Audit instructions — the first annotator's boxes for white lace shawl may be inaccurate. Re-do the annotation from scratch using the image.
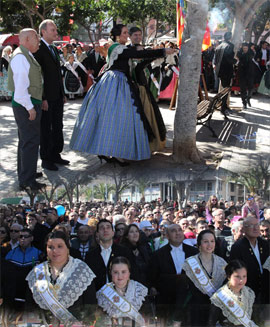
[96,280,148,318]
[107,44,127,69]
[26,257,96,310]
[263,255,270,272]
[182,254,227,295]
[210,284,257,327]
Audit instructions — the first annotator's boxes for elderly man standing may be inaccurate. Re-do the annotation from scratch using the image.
[230,215,269,302]
[34,19,69,171]
[8,28,45,191]
[212,208,231,246]
[149,224,198,326]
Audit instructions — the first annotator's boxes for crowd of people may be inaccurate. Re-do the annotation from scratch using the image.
[202,35,270,112]
[0,194,269,326]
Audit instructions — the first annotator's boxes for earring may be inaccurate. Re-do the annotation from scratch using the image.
[116,36,120,42]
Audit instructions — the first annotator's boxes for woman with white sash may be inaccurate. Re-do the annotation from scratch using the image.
[96,256,148,327]
[182,230,227,326]
[26,230,97,326]
[209,260,258,327]
[63,53,84,99]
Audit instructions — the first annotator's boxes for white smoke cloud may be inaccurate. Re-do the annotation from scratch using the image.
[208,7,230,32]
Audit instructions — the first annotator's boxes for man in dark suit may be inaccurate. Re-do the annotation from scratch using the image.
[230,215,269,303]
[214,31,235,115]
[85,219,137,291]
[34,19,69,171]
[149,224,199,326]
[85,42,106,78]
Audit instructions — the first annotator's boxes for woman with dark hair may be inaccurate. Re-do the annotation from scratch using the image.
[205,195,219,223]
[120,223,151,286]
[26,230,96,326]
[70,24,176,165]
[96,256,148,326]
[182,230,227,326]
[209,260,258,327]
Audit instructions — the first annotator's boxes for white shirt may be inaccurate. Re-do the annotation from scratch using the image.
[100,244,112,283]
[262,49,267,61]
[170,243,185,274]
[10,52,36,110]
[249,240,263,274]
[77,217,89,225]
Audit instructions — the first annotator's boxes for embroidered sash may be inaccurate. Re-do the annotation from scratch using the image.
[99,284,145,326]
[186,256,216,296]
[170,65,179,77]
[216,289,258,327]
[35,263,78,325]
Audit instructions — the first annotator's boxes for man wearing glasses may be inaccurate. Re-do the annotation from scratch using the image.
[4,228,42,311]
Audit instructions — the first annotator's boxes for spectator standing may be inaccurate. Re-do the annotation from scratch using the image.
[218,220,244,261]
[71,225,92,260]
[230,215,269,303]
[212,209,231,247]
[149,224,198,326]
[4,228,42,311]
[236,42,255,109]
[0,45,12,100]
[7,29,45,190]
[214,32,235,115]
[241,195,260,220]
[85,219,137,291]
[34,19,69,171]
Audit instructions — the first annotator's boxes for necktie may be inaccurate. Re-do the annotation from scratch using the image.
[49,45,56,57]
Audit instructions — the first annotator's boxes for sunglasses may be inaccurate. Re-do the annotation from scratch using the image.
[10,229,20,233]
[0,230,6,234]
[116,228,125,232]
[19,235,31,239]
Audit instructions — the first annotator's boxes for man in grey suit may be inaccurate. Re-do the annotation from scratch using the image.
[8,28,46,191]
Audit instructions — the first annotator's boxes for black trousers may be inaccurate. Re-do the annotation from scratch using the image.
[239,74,253,104]
[40,97,64,161]
[12,104,41,185]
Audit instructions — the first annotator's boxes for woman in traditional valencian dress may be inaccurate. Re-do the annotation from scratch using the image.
[70,24,176,166]
[258,61,270,96]
[26,231,97,326]
[208,260,258,327]
[63,53,84,99]
[182,229,227,326]
[96,256,148,327]
[0,45,12,100]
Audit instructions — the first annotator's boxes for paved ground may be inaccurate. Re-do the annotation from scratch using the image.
[0,92,269,197]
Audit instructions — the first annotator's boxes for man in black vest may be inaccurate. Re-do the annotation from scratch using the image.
[8,28,46,190]
[34,19,69,171]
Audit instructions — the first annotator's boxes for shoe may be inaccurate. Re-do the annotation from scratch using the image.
[35,172,43,178]
[20,181,46,191]
[247,98,251,107]
[53,158,70,165]
[98,155,114,164]
[42,161,58,171]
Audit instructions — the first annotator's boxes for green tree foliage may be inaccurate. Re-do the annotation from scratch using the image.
[56,0,110,42]
[0,0,63,31]
[93,183,115,200]
[230,157,270,199]
[107,0,176,40]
